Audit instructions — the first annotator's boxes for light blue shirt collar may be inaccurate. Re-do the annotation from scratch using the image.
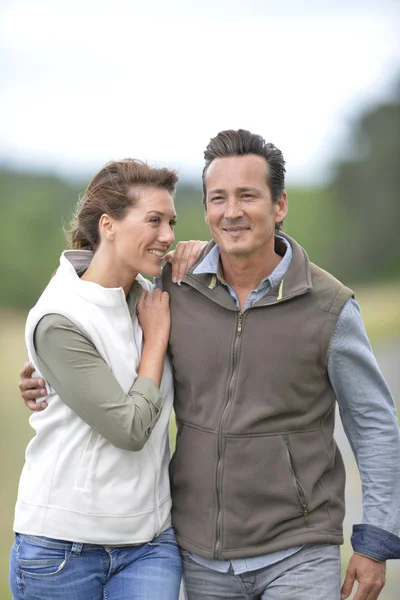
[193,235,292,289]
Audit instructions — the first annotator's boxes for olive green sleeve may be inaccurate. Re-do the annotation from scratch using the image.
[34,313,163,451]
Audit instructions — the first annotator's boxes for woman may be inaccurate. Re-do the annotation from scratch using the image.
[10,159,204,600]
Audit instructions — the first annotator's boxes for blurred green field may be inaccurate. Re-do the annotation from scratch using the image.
[0,281,399,599]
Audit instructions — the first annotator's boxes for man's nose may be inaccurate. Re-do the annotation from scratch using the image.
[224,198,243,219]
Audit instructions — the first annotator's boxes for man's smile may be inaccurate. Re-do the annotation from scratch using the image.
[222,226,251,236]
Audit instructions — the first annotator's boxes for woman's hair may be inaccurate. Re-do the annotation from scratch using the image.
[67,159,178,251]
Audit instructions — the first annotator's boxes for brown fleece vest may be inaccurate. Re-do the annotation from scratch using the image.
[162,234,353,559]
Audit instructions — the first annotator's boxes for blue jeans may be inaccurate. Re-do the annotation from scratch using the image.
[10,527,182,600]
[181,543,341,599]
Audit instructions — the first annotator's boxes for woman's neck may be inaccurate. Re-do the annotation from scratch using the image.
[80,248,138,296]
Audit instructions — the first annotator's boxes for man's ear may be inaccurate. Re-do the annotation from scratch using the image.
[204,200,209,225]
[274,192,288,224]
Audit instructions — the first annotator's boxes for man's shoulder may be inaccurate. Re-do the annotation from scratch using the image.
[309,263,354,315]
[160,262,172,290]
[161,241,215,290]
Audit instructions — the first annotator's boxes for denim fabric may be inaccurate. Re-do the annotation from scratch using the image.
[181,543,341,599]
[187,545,303,575]
[352,524,400,561]
[10,527,182,600]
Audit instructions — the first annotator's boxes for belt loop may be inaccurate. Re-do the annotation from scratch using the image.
[70,542,83,557]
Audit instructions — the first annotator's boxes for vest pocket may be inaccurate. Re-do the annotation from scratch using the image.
[282,434,309,524]
[75,429,99,491]
[219,434,316,552]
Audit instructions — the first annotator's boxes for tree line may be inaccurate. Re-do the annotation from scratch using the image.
[1,86,399,309]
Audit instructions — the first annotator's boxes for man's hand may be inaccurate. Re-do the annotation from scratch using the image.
[341,553,386,600]
[165,240,207,285]
[19,362,48,411]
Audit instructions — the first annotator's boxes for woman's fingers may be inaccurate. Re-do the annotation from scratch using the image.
[168,240,207,284]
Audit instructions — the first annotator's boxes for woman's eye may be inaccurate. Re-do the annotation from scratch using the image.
[169,221,177,228]
[149,217,160,224]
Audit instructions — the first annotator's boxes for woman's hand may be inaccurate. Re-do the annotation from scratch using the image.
[137,289,170,346]
[18,362,48,411]
[136,289,171,386]
[165,240,208,284]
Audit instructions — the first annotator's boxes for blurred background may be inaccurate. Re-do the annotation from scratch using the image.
[0,0,399,598]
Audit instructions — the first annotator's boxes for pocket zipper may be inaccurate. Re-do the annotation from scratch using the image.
[283,434,309,524]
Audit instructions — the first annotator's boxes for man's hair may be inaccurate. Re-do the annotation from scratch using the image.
[67,159,178,251]
[202,129,286,231]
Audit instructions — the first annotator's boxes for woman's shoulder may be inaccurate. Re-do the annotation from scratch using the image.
[34,314,83,348]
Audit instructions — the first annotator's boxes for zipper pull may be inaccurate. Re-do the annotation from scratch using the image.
[237,313,243,336]
[302,505,308,524]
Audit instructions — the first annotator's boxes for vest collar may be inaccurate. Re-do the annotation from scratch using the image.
[183,233,312,310]
[56,250,145,308]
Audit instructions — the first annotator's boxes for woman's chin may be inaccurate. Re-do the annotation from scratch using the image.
[142,263,163,278]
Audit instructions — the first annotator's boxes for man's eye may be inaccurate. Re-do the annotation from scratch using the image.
[209,196,223,203]
[242,194,254,199]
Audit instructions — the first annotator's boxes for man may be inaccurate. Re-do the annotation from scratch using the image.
[20,130,400,599]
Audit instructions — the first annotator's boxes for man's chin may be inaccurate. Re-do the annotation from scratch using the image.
[221,243,252,257]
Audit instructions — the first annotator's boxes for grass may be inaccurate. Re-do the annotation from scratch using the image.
[355,282,400,343]
[0,279,399,599]
[0,309,32,599]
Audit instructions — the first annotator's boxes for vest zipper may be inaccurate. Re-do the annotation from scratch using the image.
[214,312,244,558]
[147,438,161,536]
[129,297,161,538]
[283,434,309,524]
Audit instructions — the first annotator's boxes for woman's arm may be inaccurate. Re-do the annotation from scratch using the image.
[136,288,170,387]
[19,240,207,408]
[34,312,166,452]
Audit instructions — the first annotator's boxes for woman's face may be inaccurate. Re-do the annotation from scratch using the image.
[106,186,177,278]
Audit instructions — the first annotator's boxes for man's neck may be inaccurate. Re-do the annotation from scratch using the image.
[220,247,283,311]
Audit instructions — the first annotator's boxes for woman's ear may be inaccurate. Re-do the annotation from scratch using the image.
[99,214,115,241]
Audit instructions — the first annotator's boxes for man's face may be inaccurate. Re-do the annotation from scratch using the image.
[204,155,287,260]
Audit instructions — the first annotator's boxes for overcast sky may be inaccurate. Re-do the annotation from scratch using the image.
[1,0,399,184]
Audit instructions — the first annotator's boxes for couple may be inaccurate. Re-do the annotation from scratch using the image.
[14,129,400,600]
